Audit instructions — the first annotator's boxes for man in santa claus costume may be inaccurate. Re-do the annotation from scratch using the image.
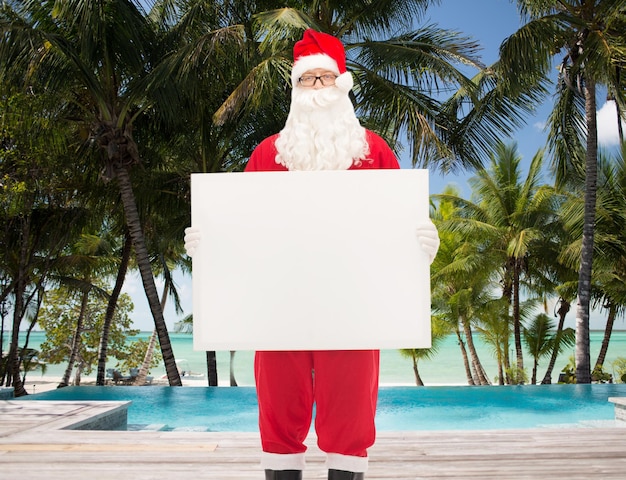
[185,29,439,480]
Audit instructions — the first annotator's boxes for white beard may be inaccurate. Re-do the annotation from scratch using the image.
[275,87,369,171]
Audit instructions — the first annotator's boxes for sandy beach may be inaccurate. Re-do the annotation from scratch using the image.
[18,374,450,396]
[12,331,626,389]
[18,375,226,395]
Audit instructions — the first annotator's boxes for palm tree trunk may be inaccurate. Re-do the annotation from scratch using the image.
[612,67,623,143]
[455,328,475,385]
[541,297,570,384]
[594,302,616,371]
[501,282,514,385]
[0,307,6,385]
[502,333,512,384]
[575,78,598,384]
[74,358,83,386]
[461,316,489,385]
[411,353,424,386]
[97,231,132,385]
[206,351,218,386]
[229,351,238,386]
[493,326,507,385]
[475,360,491,385]
[7,328,26,396]
[513,262,524,384]
[134,278,169,386]
[114,164,181,386]
[134,330,158,386]
[58,289,88,388]
[136,256,178,385]
[616,102,623,143]
[8,215,32,397]
[20,288,43,386]
[496,353,505,385]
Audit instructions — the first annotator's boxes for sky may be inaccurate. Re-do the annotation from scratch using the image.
[123,0,625,333]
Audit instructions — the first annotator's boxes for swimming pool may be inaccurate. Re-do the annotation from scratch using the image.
[19,384,626,431]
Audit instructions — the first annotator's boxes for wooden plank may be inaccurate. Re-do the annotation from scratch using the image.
[2,401,626,479]
[0,443,217,452]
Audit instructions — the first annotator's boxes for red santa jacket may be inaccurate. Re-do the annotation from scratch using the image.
[245,130,400,172]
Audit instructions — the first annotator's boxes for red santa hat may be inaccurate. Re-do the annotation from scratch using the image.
[291,29,354,92]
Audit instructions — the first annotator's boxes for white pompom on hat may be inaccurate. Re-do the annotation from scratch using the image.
[291,29,354,93]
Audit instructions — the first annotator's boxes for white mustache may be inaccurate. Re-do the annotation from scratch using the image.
[293,87,343,110]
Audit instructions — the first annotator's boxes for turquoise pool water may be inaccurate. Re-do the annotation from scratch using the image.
[19,384,626,431]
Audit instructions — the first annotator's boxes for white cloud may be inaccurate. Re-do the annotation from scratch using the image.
[597,101,624,146]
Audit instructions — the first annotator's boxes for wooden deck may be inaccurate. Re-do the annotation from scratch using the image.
[1,400,626,479]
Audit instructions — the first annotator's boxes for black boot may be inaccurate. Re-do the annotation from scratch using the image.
[328,469,365,480]
[264,470,302,480]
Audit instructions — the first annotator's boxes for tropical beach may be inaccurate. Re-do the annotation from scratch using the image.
[2,0,626,477]
[15,330,626,395]
[6,331,626,479]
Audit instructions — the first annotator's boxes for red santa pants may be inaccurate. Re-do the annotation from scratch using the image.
[254,350,379,472]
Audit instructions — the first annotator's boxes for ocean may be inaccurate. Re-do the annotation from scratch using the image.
[8,330,626,386]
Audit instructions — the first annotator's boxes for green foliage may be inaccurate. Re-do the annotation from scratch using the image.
[1,0,625,390]
[591,365,612,384]
[504,364,528,385]
[174,314,193,334]
[559,367,576,384]
[18,347,47,376]
[38,286,138,376]
[523,314,575,361]
[523,313,555,359]
[0,347,47,380]
[116,338,162,374]
[559,356,576,384]
[612,357,626,384]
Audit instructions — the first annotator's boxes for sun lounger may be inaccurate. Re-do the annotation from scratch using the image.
[107,367,153,386]
[108,369,133,385]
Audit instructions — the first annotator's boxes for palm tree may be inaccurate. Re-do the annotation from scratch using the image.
[530,206,579,384]
[540,296,574,384]
[155,0,551,370]
[188,0,546,172]
[473,297,513,385]
[431,187,496,385]
[1,1,182,385]
[17,347,48,384]
[148,1,289,375]
[589,146,626,374]
[399,315,450,386]
[560,144,626,377]
[0,88,90,395]
[526,194,579,385]
[96,231,132,386]
[436,142,559,383]
[132,244,186,386]
[38,284,137,382]
[148,0,288,174]
[54,232,120,388]
[523,312,575,385]
[499,0,626,383]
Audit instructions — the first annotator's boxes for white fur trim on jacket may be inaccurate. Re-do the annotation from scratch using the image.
[291,53,340,87]
[260,452,307,471]
[326,453,369,472]
[334,71,354,93]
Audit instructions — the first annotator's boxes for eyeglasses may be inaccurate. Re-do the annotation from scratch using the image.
[298,74,338,87]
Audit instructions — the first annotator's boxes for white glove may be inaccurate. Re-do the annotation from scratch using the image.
[184,226,201,257]
[416,221,440,265]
